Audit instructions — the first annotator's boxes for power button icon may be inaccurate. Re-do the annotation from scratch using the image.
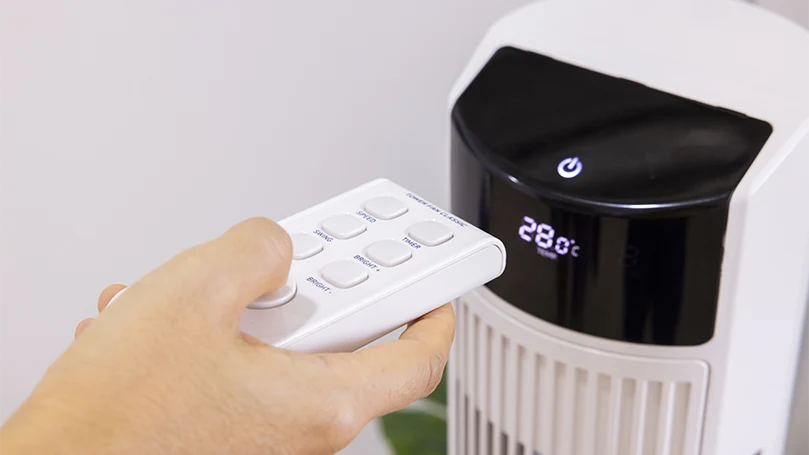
[557,157,583,179]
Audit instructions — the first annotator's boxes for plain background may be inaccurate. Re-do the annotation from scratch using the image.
[1,1,807,454]
[0,1,533,453]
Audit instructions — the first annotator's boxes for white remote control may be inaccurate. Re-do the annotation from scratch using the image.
[113,179,506,353]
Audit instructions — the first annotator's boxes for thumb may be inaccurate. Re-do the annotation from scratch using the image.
[123,217,293,324]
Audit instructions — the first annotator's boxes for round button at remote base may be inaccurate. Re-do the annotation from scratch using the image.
[248,279,297,309]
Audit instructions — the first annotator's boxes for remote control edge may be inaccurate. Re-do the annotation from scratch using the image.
[279,240,505,353]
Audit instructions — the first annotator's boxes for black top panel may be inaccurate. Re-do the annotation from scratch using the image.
[452,129,728,346]
[450,47,773,346]
[452,46,772,215]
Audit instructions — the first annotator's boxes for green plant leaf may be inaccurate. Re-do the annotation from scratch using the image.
[379,410,446,455]
[380,365,448,454]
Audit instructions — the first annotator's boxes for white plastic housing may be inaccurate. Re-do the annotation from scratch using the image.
[240,178,506,353]
[446,1,809,455]
[107,178,506,354]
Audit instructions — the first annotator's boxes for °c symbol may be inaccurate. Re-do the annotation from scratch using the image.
[557,157,583,179]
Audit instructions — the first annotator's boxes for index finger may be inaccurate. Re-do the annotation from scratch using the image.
[325,303,455,420]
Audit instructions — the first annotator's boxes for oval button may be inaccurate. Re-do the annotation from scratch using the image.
[248,279,297,309]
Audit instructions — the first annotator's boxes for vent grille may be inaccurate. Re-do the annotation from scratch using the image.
[448,294,709,455]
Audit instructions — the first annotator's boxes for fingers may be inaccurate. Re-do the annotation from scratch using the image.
[74,318,94,338]
[98,284,127,312]
[322,303,455,420]
[76,284,125,340]
[77,283,124,339]
[136,217,293,319]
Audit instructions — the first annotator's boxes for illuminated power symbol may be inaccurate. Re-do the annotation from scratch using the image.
[557,157,583,179]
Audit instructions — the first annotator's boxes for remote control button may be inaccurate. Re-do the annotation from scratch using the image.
[407,221,453,246]
[321,260,369,289]
[291,233,323,260]
[248,279,297,309]
[321,214,367,240]
[366,240,412,267]
[363,196,408,220]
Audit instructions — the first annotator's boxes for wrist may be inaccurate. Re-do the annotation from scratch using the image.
[1,395,109,454]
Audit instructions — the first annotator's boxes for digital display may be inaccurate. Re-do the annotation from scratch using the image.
[453,166,728,346]
[518,216,580,259]
[451,137,731,346]
[450,45,772,346]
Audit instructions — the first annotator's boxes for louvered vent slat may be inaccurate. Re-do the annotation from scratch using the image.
[450,295,709,455]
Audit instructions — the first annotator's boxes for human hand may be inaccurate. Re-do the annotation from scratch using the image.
[0,217,455,455]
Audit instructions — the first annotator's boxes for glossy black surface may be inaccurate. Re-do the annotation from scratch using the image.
[451,47,772,346]
[452,46,772,216]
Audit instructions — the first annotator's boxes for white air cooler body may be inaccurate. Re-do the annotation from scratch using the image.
[445,1,809,455]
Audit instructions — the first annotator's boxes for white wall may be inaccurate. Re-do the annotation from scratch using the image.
[0,1,530,453]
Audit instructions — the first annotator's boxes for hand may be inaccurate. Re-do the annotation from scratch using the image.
[0,218,455,455]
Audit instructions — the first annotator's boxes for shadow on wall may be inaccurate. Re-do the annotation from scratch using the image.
[785,292,809,455]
